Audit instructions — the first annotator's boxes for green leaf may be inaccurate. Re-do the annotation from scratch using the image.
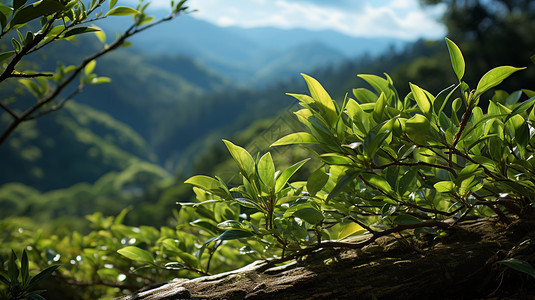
[361,173,393,194]
[409,83,431,116]
[365,130,390,158]
[11,38,21,52]
[301,73,338,127]
[189,219,220,235]
[307,167,329,197]
[445,38,465,81]
[21,250,29,286]
[434,181,454,193]
[393,214,422,225]
[319,153,354,165]
[84,60,96,76]
[19,79,41,97]
[176,252,199,268]
[294,207,323,224]
[0,6,9,29]
[223,140,255,179]
[109,0,118,9]
[338,222,366,240]
[0,51,16,63]
[357,74,391,98]
[106,6,139,17]
[271,132,318,146]
[28,265,60,287]
[475,66,526,98]
[90,25,106,43]
[404,114,430,145]
[234,198,264,211]
[185,175,229,199]
[326,170,360,202]
[8,250,18,283]
[353,88,378,103]
[90,76,111,85]
[63,26,101,38]
[257,152,275,189]
[373,92,386,123]
[27,293,46,300]
[397,168,418,196]
[117,246,154,264]
[506,96,535,122]
[275,158,309,193]
[10,0,65,27]
[215,229,253,241]
[497,258,535,279]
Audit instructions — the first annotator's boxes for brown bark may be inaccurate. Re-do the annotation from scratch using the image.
[119,215,535,300]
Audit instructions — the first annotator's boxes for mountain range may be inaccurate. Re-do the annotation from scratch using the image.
[105,13,405,85]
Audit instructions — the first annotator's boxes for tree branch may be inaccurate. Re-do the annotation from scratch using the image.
[0,9,185,146]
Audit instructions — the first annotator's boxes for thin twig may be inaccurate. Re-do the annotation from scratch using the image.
[0,101,18,119]
[9,73,54,78]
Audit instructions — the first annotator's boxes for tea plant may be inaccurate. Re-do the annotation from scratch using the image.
[183,38,535,263]
[0,250,60,300]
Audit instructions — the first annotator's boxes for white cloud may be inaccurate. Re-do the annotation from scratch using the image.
[148,0,446,40]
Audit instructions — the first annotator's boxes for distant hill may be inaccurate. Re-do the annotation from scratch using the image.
[224,25,406,58]
[0,101,154,190]
[106,13,406,85]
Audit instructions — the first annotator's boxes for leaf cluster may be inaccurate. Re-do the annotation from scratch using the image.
[0,249,60,300]
[182,38,535,268]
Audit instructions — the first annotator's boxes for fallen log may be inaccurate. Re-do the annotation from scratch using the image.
[119,215,535,299]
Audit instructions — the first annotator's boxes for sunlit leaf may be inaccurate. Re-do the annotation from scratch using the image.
[215,229,254,241]
[404,114,430,145]
[475,66,526,98]
[294,207,323,224]
[434,181,454,193]
[445,38,465,81]
[64,26,101,38]
[409,83,431,116]
[353,88,378,103]
[373,92,386,123]
[271,132,318,146]
[258,152,275,189]
[91,76,111,84]
[223,140,255,179]
[361,173,393,193]
[275,158,309,193]
[319,153,354,165]
[307,167,329,197]
[117,246,154,264]
[338,222,366,240]
[106,6,139,17]
[301,73,338,127]
[84,60,96,76]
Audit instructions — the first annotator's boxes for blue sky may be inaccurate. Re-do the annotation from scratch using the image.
[149,0,446,40]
